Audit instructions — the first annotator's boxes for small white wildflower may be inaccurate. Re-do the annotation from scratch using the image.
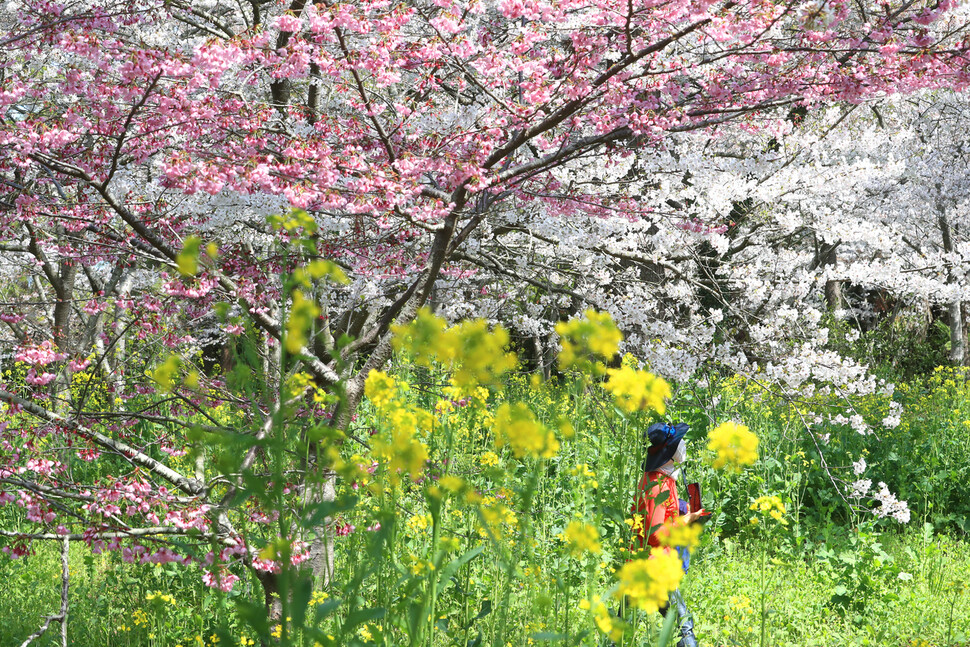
[850,479,872,498]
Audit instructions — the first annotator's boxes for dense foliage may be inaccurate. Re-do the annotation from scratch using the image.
[4,346,970,645]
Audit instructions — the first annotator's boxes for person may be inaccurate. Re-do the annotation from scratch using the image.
[629,422,703,647]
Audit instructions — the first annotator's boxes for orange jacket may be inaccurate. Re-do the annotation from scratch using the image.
[631,470,679,550]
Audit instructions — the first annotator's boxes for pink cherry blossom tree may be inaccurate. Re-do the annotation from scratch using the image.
[1,0,969,636]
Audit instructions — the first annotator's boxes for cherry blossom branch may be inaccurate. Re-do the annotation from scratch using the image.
[451,251,588,302]
[483,16,715,170]
[0,478,94,504]
[24,153,342,387]
[0,527,211,541]
[0,389,204,497]
[167,0,237,38]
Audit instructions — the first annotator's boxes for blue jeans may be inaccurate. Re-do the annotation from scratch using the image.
[609,589,698,647]
[659,589,698,647]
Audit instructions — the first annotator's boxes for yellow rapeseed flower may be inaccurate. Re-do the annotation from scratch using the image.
[284,290,320,355]
[439,475,465,492]
[391,307,449,364]
[492,403,559,459]
[563,520,602,557]
[145,591,176,605]
[442,319,517,391]
[392,308,517,393]
[364,370,399,411]
[749,495,787,525]
[440,536,461,552]
[655,518,703,551]
[590,598,625,642]
[707,421,758,471]
[151,354,181,392]
[602,365,671,414]
[372,431,429,485]
[405,513,432,534]
[614,549,684,613]
[478,499,517,539]
[555,310,622,375]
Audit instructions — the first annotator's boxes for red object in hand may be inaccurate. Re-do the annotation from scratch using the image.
[687,483,712,522]
[687,482,702,512]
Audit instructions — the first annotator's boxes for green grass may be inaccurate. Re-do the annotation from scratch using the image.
[3,528,969,646]
[684,532,970,647]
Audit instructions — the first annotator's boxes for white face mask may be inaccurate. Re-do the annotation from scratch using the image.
[672,439,687,464]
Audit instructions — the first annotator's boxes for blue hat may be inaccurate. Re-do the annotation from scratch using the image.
[642,422,690,472]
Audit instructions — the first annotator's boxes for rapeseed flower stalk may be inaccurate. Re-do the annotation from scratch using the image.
[440,536,461,552]
[555,310,622,375]
[614,548,684,613]
[286,371,335,405]
[477,498,517,539]
[292,258,349,287]
[570,463,598,488]
[364,370,431,484]
[439,475,465,493]
[364,370,401,411]
[442,319,517,391]
[602,364,671,414]
[707,421,759,471]
[145,591,176,605]
[176,235,203,277]
[749,495,787,526]
[492,402,559,458]
[625,515,645,534]
[562,520,602,557]
[269,208,317,234]
[405,513,432,534]
[391,307,449,363]
[284,290,320,354]
[151,354,182,392]
[579,598,625,642]
[371,426,429,485]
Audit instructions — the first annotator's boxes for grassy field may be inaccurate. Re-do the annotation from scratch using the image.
[5,334,970,646]
[685,532,970,647]
[2,527,968,646]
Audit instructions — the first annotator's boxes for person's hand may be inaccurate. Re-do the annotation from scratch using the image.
[681,509,707,524]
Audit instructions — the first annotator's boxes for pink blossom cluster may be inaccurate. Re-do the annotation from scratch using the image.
[14,341,66,366]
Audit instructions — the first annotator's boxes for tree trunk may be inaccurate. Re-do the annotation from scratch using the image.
[947,300,964,365]
[939,211,965,366]
[304,472,336,588]
[813,239,843,312]
[256,571,284,624]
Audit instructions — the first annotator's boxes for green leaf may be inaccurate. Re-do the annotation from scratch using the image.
[289,576,314,627]
[658,604,679,647]
[342,606,385,633]
[438,544,484,591]
[176,236,202,277]
[314,598,341,623]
